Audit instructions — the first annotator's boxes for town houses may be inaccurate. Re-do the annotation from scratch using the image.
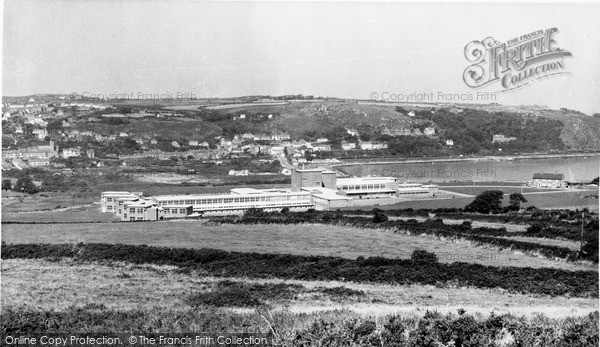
[2,97,452,172]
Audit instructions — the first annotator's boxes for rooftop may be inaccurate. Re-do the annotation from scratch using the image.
[337,177,397,185]
[533,173,564,180]
[301,187,352,201]
[153,188,309,201]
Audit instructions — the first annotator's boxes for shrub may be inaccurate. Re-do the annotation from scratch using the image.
[372,209,388,223]
[464,190,504,214]
[185,286,262,308]
[410,249,438,264]
[2,179,11,191]
[320,286,365,298]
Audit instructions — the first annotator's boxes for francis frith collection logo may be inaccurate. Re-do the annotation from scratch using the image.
[463,28,572,91]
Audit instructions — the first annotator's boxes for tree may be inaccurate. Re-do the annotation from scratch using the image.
[14,175,39,194]
[508,192,527,211]
[46,119,64,133]
[464,190,504,214]
[591,177,599,185]
[2,179,11,191]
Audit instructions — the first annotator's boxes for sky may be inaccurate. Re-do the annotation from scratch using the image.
[2,1,600,114]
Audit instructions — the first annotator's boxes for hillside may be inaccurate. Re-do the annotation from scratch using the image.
[192,100,600,153]
[5,96,600,157]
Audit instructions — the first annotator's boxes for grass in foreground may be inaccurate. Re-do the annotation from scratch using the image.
[1,222,593,271]
[2,259,599,346]
[2,243,597,297]
[3,259,597,317]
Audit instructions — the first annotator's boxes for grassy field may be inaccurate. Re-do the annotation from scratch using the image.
[2,205,118,223]
[1,191,99,213]
[384,215,529,232]
[1,222,593,271]
[358,188,598,211]
[438,186,566,196]
[3,258,597,318]
[499,236,581,251]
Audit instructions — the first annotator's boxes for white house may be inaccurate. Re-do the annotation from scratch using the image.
[424,127,436,136]
[32,128,48,140]
[62,147,82,159]
[341,141,356,150]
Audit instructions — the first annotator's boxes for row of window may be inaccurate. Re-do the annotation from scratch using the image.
[197,201,308,210]
[338,184,388,191]
[158,195,310,206]
[129,208,145,214]
[164,208,189,214]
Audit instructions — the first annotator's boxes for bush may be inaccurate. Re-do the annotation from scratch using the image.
[372,209,388,223]
[13,175,39,194]
[185,285,262,308]
[464,190,504,214]
[320,286,365,298]
[243,208,265,218]
[410,249,438,264]
[2,179,11,191]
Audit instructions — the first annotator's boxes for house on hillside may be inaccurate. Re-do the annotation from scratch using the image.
[492,134,516,143]
[341,140,356,150]
[423,127,436,136]
[62,147,81,159]
[532,173,564,188]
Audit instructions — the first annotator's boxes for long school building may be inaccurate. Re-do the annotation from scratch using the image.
[154,188,313,216]
[101,188,313,221]
[101,168,440,221]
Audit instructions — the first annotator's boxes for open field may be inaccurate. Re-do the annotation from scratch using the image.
[384,215,529,232]
[3,258,597,318]
[438,186,567,196]
[1,222,594,271]
[354,188,598,211]
[2,205,119,223]
[1,191,98,213]
[205,102,288,110]
[500,236,581,251]
[3,258,598,345]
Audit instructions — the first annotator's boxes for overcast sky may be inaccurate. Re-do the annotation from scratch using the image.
[3,1,600,114]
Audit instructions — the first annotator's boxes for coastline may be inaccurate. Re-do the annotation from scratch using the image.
[330,152,600,168]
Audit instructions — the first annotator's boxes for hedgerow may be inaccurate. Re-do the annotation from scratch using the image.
[2,243,597,297]
[2,307,598,346]
[211,212,590,261]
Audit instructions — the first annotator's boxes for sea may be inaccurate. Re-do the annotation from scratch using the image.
[335,156,600,183]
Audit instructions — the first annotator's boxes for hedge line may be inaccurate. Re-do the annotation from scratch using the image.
[2,307,598,347]
[216,213,584,261]
[2,243,597,297]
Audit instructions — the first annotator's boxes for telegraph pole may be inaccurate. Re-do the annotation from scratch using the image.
[580,211,585,256]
